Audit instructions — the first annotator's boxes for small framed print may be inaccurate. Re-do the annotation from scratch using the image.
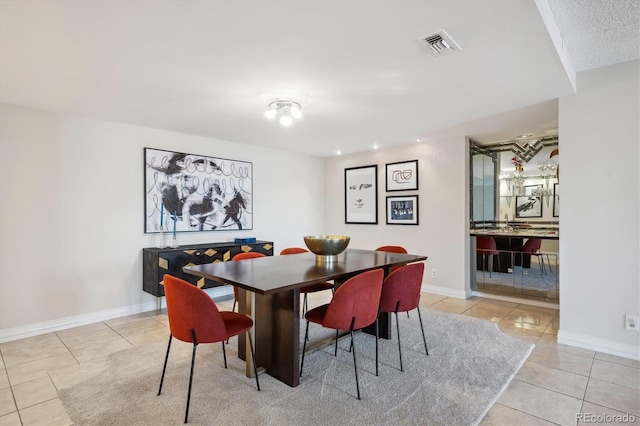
[385,160,418,191]
[386,195,419,225]
[553,183,559,217]
[345,165,378,224]
[515,185,543,218]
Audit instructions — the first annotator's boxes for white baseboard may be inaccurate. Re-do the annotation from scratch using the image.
[0,287,234,344]
[557,330,640,361]
[422,284,471,300]
[0,300,159,344]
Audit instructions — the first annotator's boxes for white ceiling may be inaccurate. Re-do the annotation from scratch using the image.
[0,0,637,157]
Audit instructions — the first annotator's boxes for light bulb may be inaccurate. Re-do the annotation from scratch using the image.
[279,115,293,126]
[265,109,277,119]
[290,105,302,119]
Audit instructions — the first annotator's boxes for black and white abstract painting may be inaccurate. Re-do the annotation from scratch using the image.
[144,148,253,233]
[385,160,418,191]
[515,184,543,218]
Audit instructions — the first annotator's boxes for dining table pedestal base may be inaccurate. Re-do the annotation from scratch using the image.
[238,288,301,387]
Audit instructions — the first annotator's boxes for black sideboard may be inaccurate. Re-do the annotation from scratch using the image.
[143,241,274,297]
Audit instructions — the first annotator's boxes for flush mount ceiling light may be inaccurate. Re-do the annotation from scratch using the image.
[265,98,302,126]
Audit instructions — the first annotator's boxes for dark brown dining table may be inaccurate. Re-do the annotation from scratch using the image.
[182,248,428,387]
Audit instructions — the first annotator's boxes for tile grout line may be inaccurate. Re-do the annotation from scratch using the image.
[493,402,564,426]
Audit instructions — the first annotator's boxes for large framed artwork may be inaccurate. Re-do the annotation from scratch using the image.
[345,165,378,224]
[385,160,418,191]
[515,184,543,218]
[386,195,419,225]
[553,183,559,217]
[144,148,253,233]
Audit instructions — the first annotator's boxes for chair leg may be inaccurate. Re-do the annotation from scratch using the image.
[300,320,310,377]
[537,254,544,278]
[247,331,260,391]
[221,341,227,368]
[303,293,308,316]
[349,319,360,400]
[416,307,429,356]
[375,312,379,377]
[334,329,339,356]
[157,334,173,396]
[185,329,198,424]
[395,310,403,372]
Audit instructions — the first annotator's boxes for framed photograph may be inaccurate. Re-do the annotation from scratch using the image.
[386,195,419,225]
[385,160,418,191]
[553,183,559,217]
[515,185,542,218]
[144,147,253,233]
[345,165,378,224]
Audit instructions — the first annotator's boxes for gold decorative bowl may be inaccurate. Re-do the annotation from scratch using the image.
[303,235,350,262]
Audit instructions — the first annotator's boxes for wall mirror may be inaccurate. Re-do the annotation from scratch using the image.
[470,149,496,224]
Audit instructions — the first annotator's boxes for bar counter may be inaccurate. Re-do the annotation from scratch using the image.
[470,227,559,240]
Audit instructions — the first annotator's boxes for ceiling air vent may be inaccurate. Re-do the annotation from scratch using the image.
[417,30,461,56]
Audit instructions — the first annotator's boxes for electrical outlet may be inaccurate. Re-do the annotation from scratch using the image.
[625,314,639,331]
[431,269,437,278]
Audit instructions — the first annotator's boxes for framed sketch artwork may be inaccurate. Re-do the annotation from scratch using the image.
[515,184,543,218]
[385,160,418,191]
[144,148,253,233]
[345,165,378,224]
[386,195,419,225]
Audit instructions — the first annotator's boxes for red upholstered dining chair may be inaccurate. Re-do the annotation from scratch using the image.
[230,252,267,312]
[476,236,501,277]
[521,238,547,277]
[280,247,334,315]
[375,245,408,254]
[377,262,428,373]
[299,269,384,400]
[158,274,260,423]
[375,245,409,273]
[375,245,411,318]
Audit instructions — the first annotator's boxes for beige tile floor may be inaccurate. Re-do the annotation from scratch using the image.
[0,293,638,425]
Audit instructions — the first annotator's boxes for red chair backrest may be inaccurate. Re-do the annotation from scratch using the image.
[476,236,498,254]
[379,262,425,314]
[375,245,408,254]
[323,269,384,330]
[280,247,308,255]
[233,252,266,261]
[163,274,228,344]
[522,238,542,254]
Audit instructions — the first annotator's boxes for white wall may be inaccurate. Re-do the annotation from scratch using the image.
[323,137,470,298]
[0,104,325,337]
[558,60,640,357]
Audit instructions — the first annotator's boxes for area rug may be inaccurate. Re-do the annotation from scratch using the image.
[59,308,533,425]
